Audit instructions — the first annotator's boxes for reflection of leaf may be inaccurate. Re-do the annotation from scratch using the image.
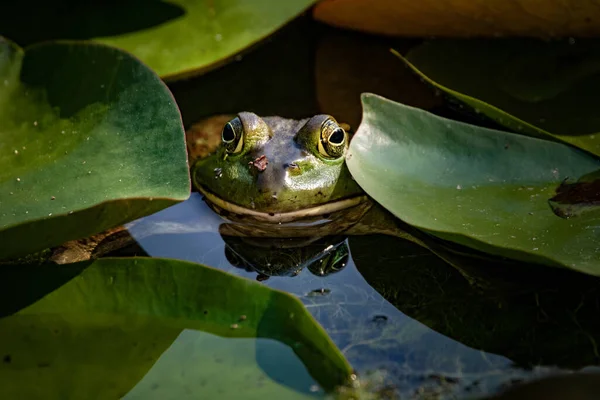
[397,39,600,157]
[347,94,600,276]
[0,258,353,398]
[2,0,317,79]
[313,0,600,38]
[0,38,189,260]
[351,235,600,372]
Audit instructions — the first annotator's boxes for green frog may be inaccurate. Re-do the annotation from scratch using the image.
[189,112,369,227]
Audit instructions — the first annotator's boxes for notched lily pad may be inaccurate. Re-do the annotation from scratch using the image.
[348,93,600,276]
[0,38,190,260]
[0,258,352,397]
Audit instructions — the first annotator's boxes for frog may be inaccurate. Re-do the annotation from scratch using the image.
[189,112,369,227]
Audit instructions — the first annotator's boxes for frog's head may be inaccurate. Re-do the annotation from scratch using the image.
[192,112,367,224]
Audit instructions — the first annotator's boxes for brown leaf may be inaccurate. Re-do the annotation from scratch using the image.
[313,0,600,38]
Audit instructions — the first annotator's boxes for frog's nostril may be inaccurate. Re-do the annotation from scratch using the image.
[249,155,268,172]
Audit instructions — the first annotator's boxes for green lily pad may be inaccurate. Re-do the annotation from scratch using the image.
[1,0,317,80]
[0,258,352,398]
[347,94,600,276]
[0,38,189,260]
[395,39,600,157]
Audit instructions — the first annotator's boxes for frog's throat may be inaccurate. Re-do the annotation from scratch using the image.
[197,185,369,224]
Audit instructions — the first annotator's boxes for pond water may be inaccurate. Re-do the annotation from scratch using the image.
[123,194,595,399]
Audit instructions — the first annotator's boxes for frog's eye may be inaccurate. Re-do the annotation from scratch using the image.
[222,117,244,154]
[318,119,346,159]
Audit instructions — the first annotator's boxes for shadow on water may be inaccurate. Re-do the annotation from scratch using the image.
[1,0,186,45]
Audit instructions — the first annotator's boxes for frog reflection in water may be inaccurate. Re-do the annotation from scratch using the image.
[223,235,349,281]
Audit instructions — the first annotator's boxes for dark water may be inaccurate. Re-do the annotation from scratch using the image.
[125,194,595,399]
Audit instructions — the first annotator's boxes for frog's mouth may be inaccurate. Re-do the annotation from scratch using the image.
[196,184,370,224]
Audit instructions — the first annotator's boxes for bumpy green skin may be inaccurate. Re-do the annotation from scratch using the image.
[192,113,364,213]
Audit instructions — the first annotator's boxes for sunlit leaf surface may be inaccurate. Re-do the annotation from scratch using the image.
[347,94,600,276]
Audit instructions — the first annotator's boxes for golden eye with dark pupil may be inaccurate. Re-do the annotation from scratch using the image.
[318,119,346,158]
[222,117,244,153]
[329,128,345,145]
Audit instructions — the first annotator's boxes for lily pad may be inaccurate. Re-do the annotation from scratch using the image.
[0,258,353,398]
[313,0,600,38]
[347,94,600,276]
[0,38,189,260]
[1,0,317,80]
[397,39,600,157]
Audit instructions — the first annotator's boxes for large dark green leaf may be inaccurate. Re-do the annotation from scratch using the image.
[347,94,600,276]
[0,38,189,260]
[396,39,600,157]
[1,0,317,80]
[0,258,353,398]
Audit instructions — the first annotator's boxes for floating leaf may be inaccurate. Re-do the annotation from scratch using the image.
[1,0,318,80]
[0,38,189,260]
[398,39,600,157]
[347,94,600,276]
[313,0,600,38]
[0,258,352,398]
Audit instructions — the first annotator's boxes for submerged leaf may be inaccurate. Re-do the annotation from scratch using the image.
[1,0,318,80]
[0,258,353,397]
[398,39,600,157]
[0,38,189,260]
[347,94,600,276]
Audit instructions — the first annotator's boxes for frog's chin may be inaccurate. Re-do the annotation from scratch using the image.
[196,184,371,227]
